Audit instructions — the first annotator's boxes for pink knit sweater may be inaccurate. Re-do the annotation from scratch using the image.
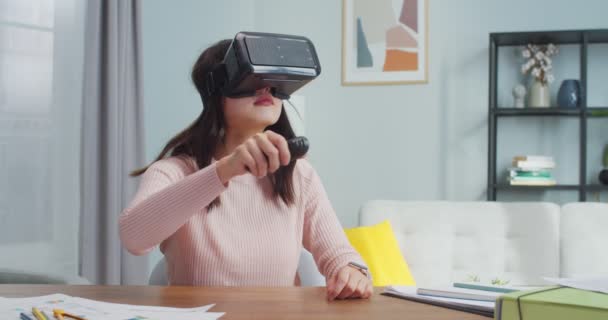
[119,156,363,286]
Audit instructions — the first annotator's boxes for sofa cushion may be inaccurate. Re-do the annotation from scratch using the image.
[359,201,560,287]
[560,202,608,278]
[345,220,416,286]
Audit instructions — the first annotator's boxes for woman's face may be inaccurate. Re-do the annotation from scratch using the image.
[223,87,283,133]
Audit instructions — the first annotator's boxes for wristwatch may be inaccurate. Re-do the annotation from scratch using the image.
[348,261,371,279]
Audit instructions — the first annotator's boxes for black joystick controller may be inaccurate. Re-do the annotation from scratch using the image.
[287,136,309,163]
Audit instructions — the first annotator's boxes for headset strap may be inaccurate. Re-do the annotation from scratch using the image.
[205,64,227,96]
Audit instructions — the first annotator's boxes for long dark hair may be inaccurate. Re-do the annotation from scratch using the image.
[131,39,297,209]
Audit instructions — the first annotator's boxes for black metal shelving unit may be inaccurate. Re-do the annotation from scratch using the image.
[488,29,608,201]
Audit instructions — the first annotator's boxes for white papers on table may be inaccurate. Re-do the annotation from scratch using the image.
[0,294,224,320]
[544,276,608,294]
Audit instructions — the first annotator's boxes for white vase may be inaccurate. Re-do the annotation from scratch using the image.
[528,80,551,108]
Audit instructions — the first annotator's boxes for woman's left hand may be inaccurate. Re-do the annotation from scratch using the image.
[326,265,373,301]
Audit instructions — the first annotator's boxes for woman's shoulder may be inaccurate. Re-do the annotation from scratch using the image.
[146,155,198,181]
[293,158,320,185]
[293,158,327,203]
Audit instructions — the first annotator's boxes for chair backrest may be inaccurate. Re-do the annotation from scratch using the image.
[148,249,326,286]
[298,249,325,286]
[149,258,168,285]
[359,200,561,287]
[560,202,608,278]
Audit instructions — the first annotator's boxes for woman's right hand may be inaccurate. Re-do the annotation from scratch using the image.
[216,131,291,184]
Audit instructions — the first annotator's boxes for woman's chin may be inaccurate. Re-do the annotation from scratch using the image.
[252,111,280,126]
[245,117,278,130]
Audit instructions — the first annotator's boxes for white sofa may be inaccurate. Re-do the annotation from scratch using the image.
[298,201,608,287]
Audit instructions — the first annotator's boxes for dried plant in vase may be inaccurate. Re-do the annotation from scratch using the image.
[520,43,559,108]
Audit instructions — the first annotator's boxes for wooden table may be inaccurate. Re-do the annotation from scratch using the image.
[0,285,489,319]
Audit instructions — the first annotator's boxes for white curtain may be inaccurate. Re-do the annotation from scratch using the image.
[0,0,85,278]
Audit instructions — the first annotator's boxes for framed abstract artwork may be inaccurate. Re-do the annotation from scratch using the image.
[342,0,428,85]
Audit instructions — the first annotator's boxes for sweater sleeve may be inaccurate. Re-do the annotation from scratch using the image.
[300,162,365,281]
[119,158,227,255]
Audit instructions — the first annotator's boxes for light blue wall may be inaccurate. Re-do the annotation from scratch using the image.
[142,0,254,163]
[251,0,608,221]
[141,0,608,274]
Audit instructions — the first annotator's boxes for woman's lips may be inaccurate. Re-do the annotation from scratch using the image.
[254,94,274,106]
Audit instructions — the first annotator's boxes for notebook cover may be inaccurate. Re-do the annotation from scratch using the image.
[495,286,608,320]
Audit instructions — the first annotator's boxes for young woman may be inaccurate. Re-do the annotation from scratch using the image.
[119,39,372,300]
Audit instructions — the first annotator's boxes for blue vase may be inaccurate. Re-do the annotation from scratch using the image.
[557,79,581,108]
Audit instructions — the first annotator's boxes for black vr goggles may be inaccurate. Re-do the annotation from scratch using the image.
[206,32,321,100]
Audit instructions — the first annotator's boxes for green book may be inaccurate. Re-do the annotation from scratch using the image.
[509,170,552,178]
[495,287,608,320]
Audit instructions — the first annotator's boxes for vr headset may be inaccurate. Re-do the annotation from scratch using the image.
[206,32,321,100]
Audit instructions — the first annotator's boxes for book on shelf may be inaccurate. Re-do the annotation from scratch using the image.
[508,179,557,186]
[513,155,554,162]
[509,169,552,179]
[509,155,556,185]
[511,155,555,170]
[512,160,556,170]
[510,175,553,179]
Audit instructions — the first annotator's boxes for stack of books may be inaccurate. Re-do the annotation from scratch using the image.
[384,281,608,319]
[382,282,540,317]
[382,285,496,317]
[509,155,556,186]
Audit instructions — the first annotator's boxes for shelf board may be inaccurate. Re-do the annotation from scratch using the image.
[585,184,608,191]
[587,30,608,43]
[492,108,581,117]
[490,107,608,117]
[494,184,608,191]
[490,29,608,46]
[588,107,608,117]
[494,184,580,191]
[491,30,583,46]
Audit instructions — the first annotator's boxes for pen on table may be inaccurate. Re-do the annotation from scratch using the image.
[32,307,47,320]
[53,309,86,320]
[20,313,33,320]
[51,309,63,320]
